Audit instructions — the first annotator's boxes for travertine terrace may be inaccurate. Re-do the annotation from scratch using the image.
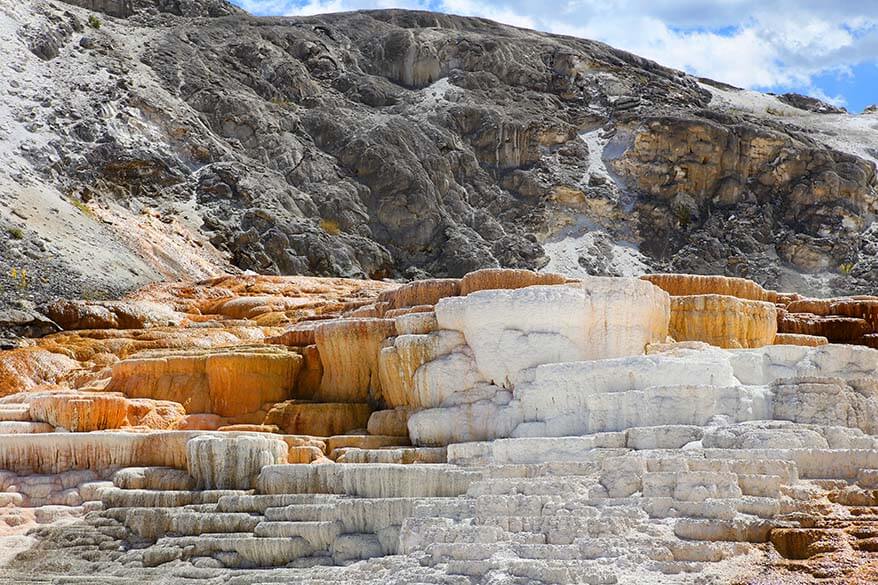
[2,269,878,584]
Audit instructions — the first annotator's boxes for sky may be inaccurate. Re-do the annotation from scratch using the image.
[230,0,877,113]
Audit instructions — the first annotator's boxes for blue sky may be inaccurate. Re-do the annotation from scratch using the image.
[230,0,877,112]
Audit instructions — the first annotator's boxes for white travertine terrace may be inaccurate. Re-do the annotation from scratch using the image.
[2,270,878,583]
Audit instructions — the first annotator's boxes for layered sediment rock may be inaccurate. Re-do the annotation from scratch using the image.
[458,268,568,295]
[778,312,872,343]
[43,299,181,330]
[378,279,460,310]
[0,432,193,474]
[0,348,77,395]
[773,333,828,346]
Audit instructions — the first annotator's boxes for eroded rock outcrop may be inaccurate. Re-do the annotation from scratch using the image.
[0,348,78,396]
[43,299,182,330]
[378,279,460,310]
[262,401,372,437]
[458,268,569,295]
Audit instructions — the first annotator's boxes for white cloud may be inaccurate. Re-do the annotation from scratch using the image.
[238,0,878,98]
[806,86,847,107]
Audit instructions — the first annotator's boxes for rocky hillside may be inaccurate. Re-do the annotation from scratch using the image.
[2,0,877,308]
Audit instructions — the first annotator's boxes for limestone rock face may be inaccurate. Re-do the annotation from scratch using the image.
[315,319,396,403]
[393,311,438,335]
[6,270,878,582]
[458,268,568,295]
[106,346,301,416]
[378,279,460,310]
[774,333,828,346]
[0,348,77,396]
[294,345,323,399]
[378,330,469,408]
[642,274,778,302]
[778,312,872,343]
[43,299,181,331]
[435,278,670,387]
[669,294,778,348]
[28,393,128,431]
[0,431,194,474]
[186,435,288,490]
[264,321,322,347]
[367,409,412,437]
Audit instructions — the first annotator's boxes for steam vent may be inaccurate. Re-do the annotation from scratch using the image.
[0,268,877,583]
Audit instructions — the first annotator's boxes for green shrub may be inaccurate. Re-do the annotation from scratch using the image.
[87,14,101,29]
[7,227,23,240]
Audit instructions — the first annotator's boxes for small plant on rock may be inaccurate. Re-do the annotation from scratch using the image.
[87,14,102,29]
[7,227,23,240]
[9,267,28,290]
[319,218,341,235]
[839,262,855,275]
